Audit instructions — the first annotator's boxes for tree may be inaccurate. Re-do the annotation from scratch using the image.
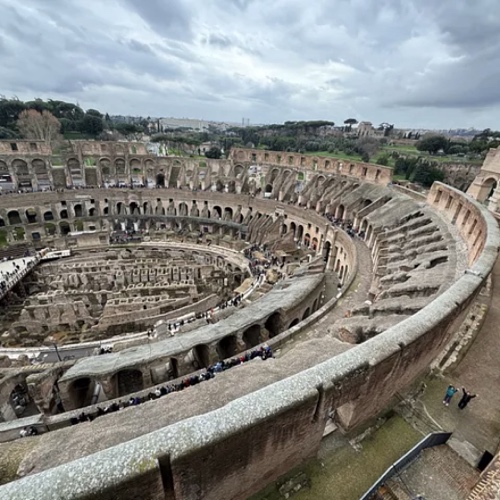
[205,146,222,159]
[85,109,103,117]
[376,153,390,166]
[416,135,449,155]
[361,151,370,163]
[17,109,61,148]
[0,126,17,139]
[78,114,104,136]
[343,118,358,132]
[0,98,27,129]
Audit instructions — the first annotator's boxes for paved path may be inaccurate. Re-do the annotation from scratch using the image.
[416,254,500,460]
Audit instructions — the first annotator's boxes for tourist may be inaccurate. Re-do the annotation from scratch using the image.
[442,384,458,406]
[458,387,477,409]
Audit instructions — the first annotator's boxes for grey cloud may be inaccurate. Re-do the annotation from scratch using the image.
[2,0,500,128]
[120,0,193,41]
[206,34,233,48]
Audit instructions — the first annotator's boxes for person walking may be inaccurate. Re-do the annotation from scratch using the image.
[443,384,458,406]
[458,387,477,410]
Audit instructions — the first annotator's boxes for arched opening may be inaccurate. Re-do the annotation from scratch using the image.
[60,209,68,219]
[224,207,233,221]
[69,377,95,409]
[129,202,140,215]
[297,225,304,241]
[168,358,179,379]
[265,312,283,338]
[311,237,319,250]
[242,325,261,348]
[43,211,54,221]
[290,222,297,237]
[212,206,222,219]
[7,210,21,225]
[0,218,5,227]
[114,369,143,397]
[264,184,273,198]
[302,307,311,320]
[45,223,56,236]
[178,202,188,216]
[60,221,71,236]
[336,204,345,220]
[363,199,373,208]
[323,240,332,263]
[304,233,311,247]
[193,344,210,369]
[156,173,165,187]
[25,208,37,224]
[74,204,83,217]
[89,208,96,217]
[478,177,498,203]
[288,318,300,329]
[313,298,319,312]
[234,165,244,178]
[217,335,238,359]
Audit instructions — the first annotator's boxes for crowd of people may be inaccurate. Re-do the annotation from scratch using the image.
[68,345,274,426]
[0,255,38,296]
[323,213,366,240]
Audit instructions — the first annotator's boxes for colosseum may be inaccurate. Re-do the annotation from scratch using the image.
[0,139,499,499]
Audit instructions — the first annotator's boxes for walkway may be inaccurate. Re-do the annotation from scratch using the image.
[279,238,373,353]
[0,256,37,301]
[416,254,500,460]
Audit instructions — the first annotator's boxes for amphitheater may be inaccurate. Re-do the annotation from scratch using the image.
[0,139,499,499]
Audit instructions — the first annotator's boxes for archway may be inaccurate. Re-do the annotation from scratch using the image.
[288,318,300,329]
[68,377,95,409]
[265,312,283,338]
[212,206,222,219]
[242,325,261,348]
[43,211,54,221]
[25,208,37,224]
[217,335,238,359]
[60,221,71,236]
[7,211,21,225]
[129,202,140,215]
[336,204,345,220]
[313,298,319,312]
[323,240,332,263]
[193,344,210,369]
[114,369,143,397]
[156,173,165,187]
[478,177,498,203]
[224,207,233,221]
[302,307,311,320]
[74,204,83,217]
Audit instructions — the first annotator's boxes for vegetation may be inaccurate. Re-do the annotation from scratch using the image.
[17,109,61,148]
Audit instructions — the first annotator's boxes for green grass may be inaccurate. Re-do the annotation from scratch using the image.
[251,415,421,500]
[304,151,363,161]
[382,145,484,165]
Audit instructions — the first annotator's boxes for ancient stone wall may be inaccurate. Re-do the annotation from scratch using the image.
[231,147,392,186]
[0,183,496,499]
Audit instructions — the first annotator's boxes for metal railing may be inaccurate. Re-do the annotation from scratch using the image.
[359,431,452,500]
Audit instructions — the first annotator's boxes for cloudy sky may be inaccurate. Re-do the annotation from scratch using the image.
[1,0,499,129]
